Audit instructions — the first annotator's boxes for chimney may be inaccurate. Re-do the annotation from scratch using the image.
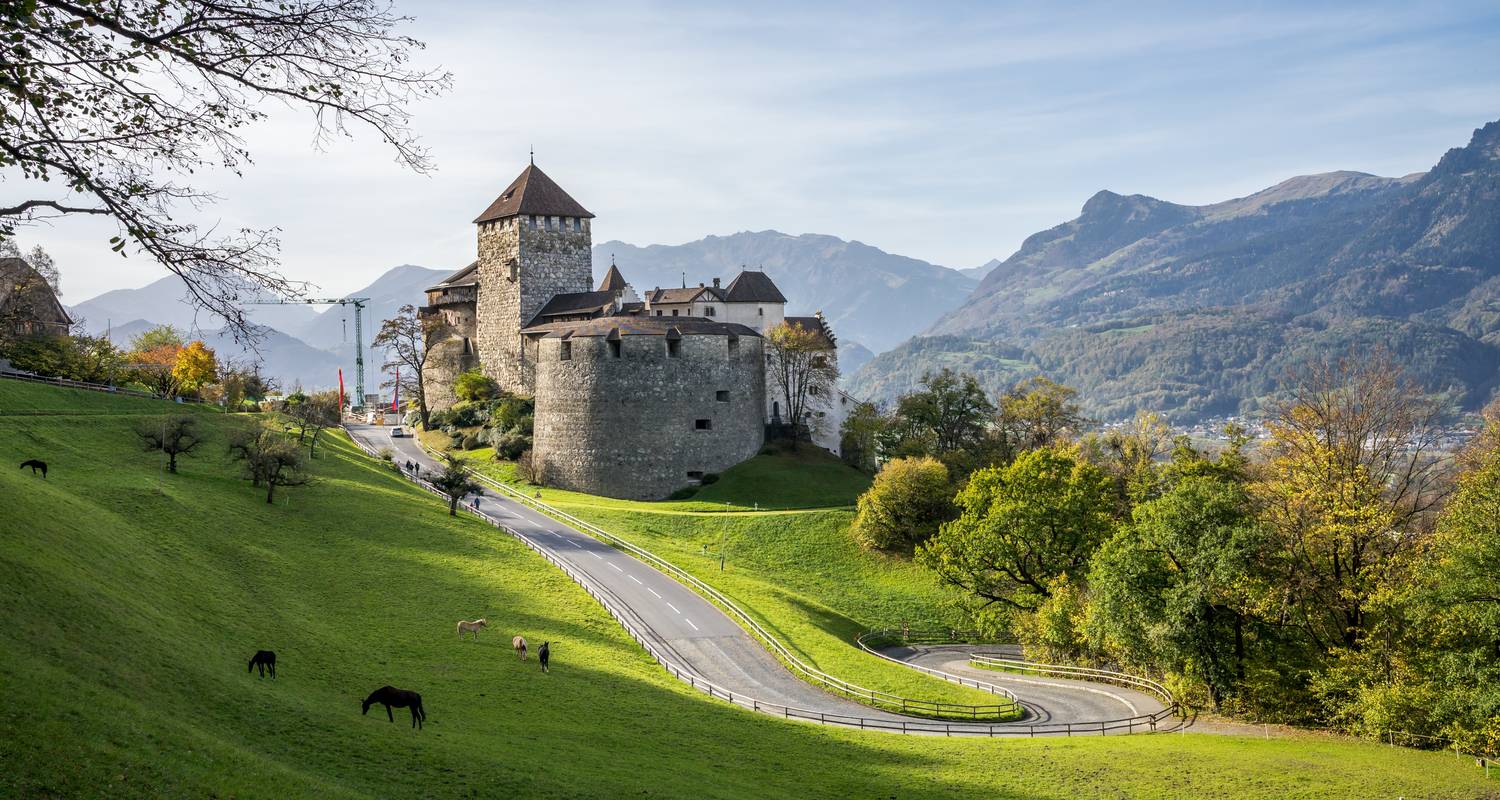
[713,277,721,289]
[699,282,704,288]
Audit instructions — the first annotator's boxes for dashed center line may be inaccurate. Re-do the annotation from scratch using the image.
[666,602,680,614]
[570,541,583,549]
[684,618,699,631]
[628,574,643,585]
[608,563,624,573]
[646,587,662,599]
[590,552,603,560]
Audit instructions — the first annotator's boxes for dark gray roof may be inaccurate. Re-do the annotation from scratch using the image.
[785,315,836,349]
[473,164,594,224]
[427,261,478,291]
[524,315,759,339]
[529,290,616,323]
[0,257,71,327]
[723,270,787,303]
[597,263,628,292]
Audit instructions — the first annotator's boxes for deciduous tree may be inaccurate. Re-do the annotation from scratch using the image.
[133,415,204,473]
[3,1,451,337]
[172,341,219,395]
[850,456,955,554]
[1257,353,1449,651]
[765,321,839,446]
[918,448,1115,616]
[374,305,435,428]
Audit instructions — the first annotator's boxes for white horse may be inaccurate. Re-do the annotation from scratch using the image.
[513,635,528,660]
[456,618,487,641]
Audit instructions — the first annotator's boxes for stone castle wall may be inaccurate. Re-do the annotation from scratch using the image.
[421,301,478,412]
[473,216,592,396]
[532,333,766,500]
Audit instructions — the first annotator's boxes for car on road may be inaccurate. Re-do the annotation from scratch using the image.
[391,426,406,438]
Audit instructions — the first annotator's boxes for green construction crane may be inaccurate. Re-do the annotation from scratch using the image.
[248,297,372,409]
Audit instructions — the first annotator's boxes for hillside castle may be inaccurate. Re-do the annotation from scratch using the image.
[420,163,849,499]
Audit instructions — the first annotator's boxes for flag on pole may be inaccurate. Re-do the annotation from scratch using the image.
[393,366,399,412]
[338,368,345,411]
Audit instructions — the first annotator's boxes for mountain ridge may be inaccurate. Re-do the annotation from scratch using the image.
[852,118,1500,421]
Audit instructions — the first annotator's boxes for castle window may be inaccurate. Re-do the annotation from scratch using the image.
[559,341,572,361]
[704,305,716,317]
[655,310,662,316]
[694,419,712,431]
[671,309,679,317]
[757,307,764,316]
[608,339,621,358]
[667,338,681,358]
[462,337,473,355]
[716,390,730,402]
[813,355,828,368]
[809,386,821,396]
[509,258,518,281]
[727,337,739,357]
[528,215,537,229]
[687,470,704,480]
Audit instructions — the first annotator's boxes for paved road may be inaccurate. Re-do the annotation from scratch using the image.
[348,423,1179,734]
[881,645,1166,726]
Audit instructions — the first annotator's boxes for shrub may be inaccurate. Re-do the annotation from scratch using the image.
[515,449,538,483]
[461,433,483,450]
[490,395,535,433]
[447,401,484,428]
[490,427,530,460]
[850,456,955,554]
[453,369,499,402]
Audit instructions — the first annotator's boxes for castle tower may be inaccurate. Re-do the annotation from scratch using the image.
[472,163,595,394]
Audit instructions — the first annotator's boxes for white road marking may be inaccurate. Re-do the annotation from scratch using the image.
[608,563,624,573]
[646,587,662,598]
[666,602,680,614]
[590,552,603,560]
[685,618,699,631]
[570,541,584,549]
[628,574,643,585]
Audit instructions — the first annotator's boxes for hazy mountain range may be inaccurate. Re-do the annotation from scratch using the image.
[67,232,965,390]
[594,231,978,352]
[849,118,1500,421]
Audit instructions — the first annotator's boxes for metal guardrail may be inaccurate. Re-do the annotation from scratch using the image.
[969,654,1177,709]
[854,630,1021,706]
[411,438,1019,722]
[348,428,1177,735]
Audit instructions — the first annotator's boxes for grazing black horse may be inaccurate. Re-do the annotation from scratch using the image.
[363,686,426,729]
[248,650,277,678]
[539,641,550,673]
[19,459,47,478]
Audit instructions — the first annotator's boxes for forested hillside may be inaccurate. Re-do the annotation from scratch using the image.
[852,120,1500,420]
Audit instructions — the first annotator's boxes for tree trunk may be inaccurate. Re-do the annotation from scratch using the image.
[168,453,178,473]
[448,495,458,516]
[266,481,276,504]
[309,430,321,458]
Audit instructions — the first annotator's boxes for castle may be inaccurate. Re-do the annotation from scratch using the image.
[420,163,849,499]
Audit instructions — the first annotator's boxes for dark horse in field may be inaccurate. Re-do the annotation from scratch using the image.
[19,459,47,478]
[363,686,426,729]
[248,650,277,678]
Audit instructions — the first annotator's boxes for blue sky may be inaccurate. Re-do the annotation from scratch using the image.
[17,0,1500,302]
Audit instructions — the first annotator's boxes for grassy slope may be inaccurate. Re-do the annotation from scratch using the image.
[2,380,1495,799]
[458,445,1010,710]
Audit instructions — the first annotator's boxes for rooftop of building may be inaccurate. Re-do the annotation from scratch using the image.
[473,163,594,224]
[522,315,760,339]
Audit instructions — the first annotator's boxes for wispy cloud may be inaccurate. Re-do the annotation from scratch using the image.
[8,0,1500,303]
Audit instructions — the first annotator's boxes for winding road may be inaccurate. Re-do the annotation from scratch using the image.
[347,423,1176,735]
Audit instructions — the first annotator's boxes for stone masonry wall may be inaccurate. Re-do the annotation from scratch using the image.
[533,333,766,500]
[473,216,592,396]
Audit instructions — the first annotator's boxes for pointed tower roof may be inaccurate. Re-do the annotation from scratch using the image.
[723,269,787,303]
[473,163,594,224]
[597,259,628,292]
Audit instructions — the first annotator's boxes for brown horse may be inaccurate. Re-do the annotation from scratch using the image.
[512,635,527,660]
[362,686,426,729]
